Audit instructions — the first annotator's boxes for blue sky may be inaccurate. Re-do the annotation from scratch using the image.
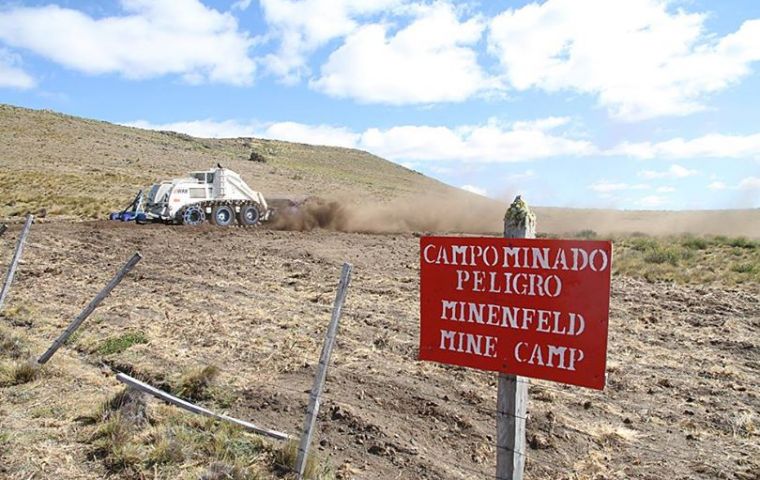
[1,0,759,210]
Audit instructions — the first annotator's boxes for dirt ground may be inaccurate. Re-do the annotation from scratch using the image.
[0,221,758,480]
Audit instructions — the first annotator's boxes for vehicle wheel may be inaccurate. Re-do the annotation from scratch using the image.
[181,205,206,225]
[211,204,235,226]
[238,203,260,226]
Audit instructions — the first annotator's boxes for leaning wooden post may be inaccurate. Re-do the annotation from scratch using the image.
[295,262,352,479]
[37,252,142,364]
[496,196,535,480]
[0,214,34,313]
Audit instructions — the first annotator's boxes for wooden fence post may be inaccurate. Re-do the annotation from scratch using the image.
[295,262,352,479]
[496,196,535,480]
[37,252,142,364]
[0,214,34,313]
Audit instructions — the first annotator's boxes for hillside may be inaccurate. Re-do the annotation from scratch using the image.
[0,104,460,217]
[1,104,758,237]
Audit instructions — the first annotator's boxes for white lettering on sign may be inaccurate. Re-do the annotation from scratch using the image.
[514,342,585,371]
[440,300,584,335]
[439,329,498,358]
[423,244,609,273]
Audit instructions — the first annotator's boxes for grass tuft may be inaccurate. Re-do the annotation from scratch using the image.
[0,360,41,386]
[273,439,328,479]
[175,365,220,401]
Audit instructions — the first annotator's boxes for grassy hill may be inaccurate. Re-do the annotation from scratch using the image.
[0,104,457,220]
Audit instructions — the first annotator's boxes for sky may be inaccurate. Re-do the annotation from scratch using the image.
[0,0,759,210]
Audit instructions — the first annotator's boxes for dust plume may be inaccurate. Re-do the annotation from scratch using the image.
[268,195,760,237]
[270,194,505,234]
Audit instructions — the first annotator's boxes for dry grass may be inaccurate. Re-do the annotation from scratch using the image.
[85,398,277,479]
[175,364,220,401]
[273,440,332,480]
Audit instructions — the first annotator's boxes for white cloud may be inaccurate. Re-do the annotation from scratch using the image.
[124,116,760,169]
[738,176,760,191]
[610,133,760,159]
[707,178,760,192]
[124,116,595,163]
[358,121,595,162]
[639,164,699,179]
[488,0,760,120]
[0,0,256,85]
[461,184,488,196]
[657,186,676,193]
[589,181,649,193]
[260,0,400,81]
[262,121,360,147]
[311,2,497,104]
[0,48,35,89]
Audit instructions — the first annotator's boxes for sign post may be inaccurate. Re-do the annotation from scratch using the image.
[497,196,535,480]
[418,196,612,478]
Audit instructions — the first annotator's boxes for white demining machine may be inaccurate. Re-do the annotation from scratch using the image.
[110,165,275,226]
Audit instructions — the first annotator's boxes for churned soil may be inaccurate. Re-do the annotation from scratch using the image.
[0,221,758,479]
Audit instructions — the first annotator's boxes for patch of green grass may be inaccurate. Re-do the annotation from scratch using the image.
[642,245,692,265]
[97,332,148,356]
[613,234,760,285]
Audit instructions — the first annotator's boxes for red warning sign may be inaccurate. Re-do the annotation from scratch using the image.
[419,236,612,390]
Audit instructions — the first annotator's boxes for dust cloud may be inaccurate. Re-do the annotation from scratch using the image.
[268,195,760,237]
[269,195,504,234]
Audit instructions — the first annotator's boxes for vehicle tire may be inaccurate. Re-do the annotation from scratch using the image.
[237,203,261,226]
[181,205,206,225]
[211,204,235,226]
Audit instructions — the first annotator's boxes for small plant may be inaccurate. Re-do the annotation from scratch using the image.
[97,332,148,355]
[175,365,220,401]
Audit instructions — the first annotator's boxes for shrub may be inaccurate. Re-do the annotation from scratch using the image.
[681,235,709,250]
[728,237,758,249]
[643,246,682,265]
